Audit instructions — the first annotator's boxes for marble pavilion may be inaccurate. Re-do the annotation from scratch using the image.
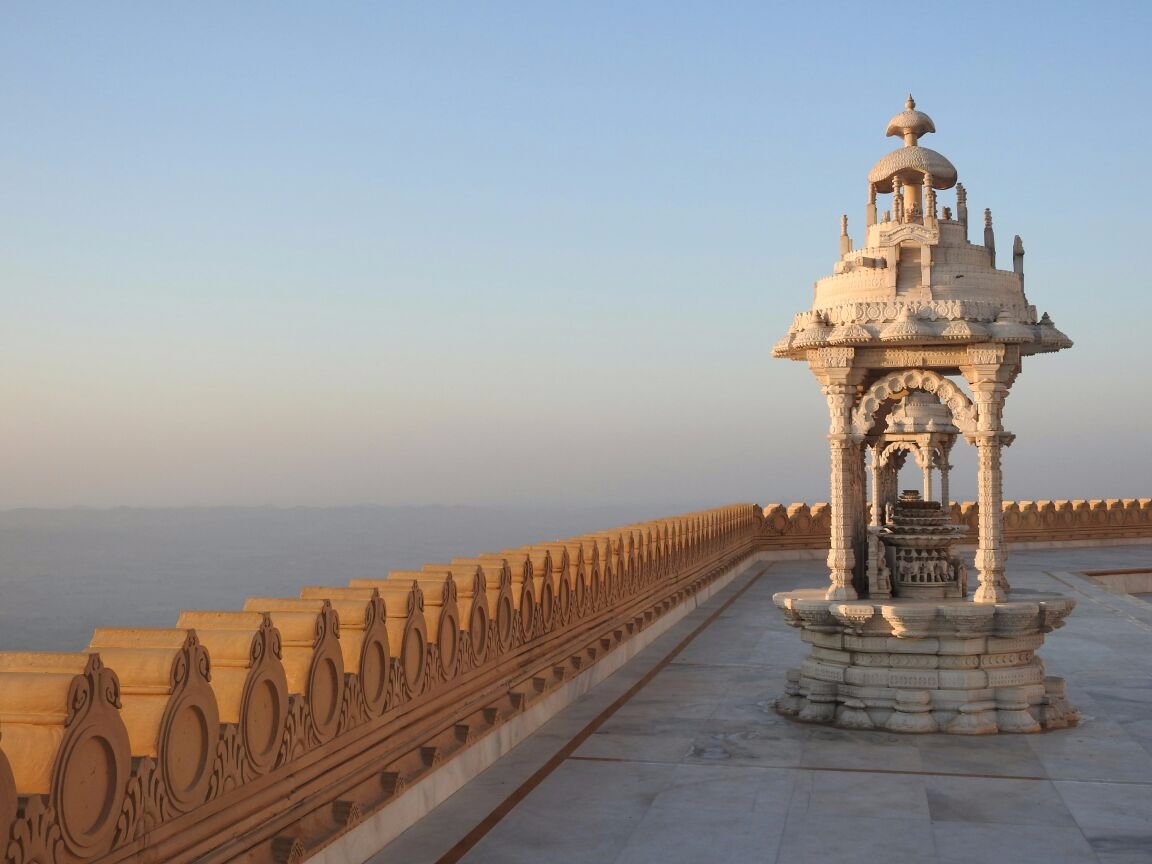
[771,97,1079,734]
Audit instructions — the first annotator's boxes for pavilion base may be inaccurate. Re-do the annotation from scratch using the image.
[771,589,1080,734]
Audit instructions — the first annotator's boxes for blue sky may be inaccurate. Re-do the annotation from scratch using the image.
[2,2,1149,509]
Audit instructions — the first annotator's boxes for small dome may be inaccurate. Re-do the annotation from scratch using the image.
[1037,314,1073,349]
[940,320,989,341]
[990,313,1034,344]
[792,318,832,348]
[885,95,936,144]
[771,334,794,357]
[868,146,958,191]
[879,308,924,342]
[827,322,874,345]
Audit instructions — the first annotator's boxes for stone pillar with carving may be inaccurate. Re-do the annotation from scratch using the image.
[812,348,865,601]
[869,445,883,528]
[962,345,1016,603]
[937,439,955,519]
[884,450,906,520]
[852,443,869,593]
[972,432,1006,601]
[834,430,861,599]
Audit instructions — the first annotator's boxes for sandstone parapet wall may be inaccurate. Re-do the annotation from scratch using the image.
[757,498,1152,550]
[0,504,762,864]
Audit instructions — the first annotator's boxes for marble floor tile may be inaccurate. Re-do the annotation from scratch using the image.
[791,768,931,820]
[1055,780,1152,833]
[916,733,1048,779]
[800,730,924,773]
[684,727,806,769]
[774,814,936,864]
[933,822,1099,864]
[925,775,1077,827]
[1027,722,1152,783]
[572,731,695,763]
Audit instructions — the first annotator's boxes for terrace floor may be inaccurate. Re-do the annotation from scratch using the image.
[373,545,1152,864]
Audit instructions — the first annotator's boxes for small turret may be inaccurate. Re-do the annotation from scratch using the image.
[1013,235,1025,286]
[984,208,996,267]
[956,182,968,236]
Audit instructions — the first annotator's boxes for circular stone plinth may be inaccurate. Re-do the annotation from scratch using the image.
[771,590,1079,734]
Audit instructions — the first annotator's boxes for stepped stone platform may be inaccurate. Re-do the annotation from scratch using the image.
[377,545,1152,864]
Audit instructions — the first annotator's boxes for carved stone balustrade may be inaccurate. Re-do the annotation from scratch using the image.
[84,629,219,814]
[436,564,491,666]
[520,547,558,634]
[297,587,390,719]
[442,559,514,656]
[0,653,130,861]
[174,611,288,777]
[346,580,428,700]
[480,554,536,641]
[379,573,462,686]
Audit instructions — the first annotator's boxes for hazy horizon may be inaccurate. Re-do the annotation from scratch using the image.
[3,3,1150,511]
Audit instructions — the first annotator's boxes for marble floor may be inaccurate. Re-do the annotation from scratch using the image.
[373,545,1152,864]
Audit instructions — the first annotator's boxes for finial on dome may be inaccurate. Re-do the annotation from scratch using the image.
[886,95,936,146]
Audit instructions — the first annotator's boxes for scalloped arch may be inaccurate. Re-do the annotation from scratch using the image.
[852,369,977,437]
[877,440,940,470]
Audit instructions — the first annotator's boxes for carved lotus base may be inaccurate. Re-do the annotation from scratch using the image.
[772,589,1080,734]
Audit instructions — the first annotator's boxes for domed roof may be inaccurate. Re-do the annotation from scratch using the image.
[868,146,958,191]
[885,95,936,144]
[869,97,957,191]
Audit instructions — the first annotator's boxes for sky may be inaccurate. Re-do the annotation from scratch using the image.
[1,2,1150,511]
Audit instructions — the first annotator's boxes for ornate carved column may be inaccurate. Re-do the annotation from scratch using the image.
[869,446,883,528]
[811,348,865,601]
[884,451,907,521]
[826,397,859,600]
[921,457,933,502]
[962,345,1017,604]
[852,443,869,594]
[972,432,1006,601]
[937,439,955,520]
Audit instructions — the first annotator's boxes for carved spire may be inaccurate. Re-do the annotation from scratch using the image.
[1013,235,1024,279]
[885,94,936,146]
[984,208,996,267]
[840,214,851,256]
[956,182,968,234]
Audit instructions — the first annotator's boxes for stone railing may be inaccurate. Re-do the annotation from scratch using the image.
[755,498,1152,550]
[956,499,1152,544]
[0,504,763,864]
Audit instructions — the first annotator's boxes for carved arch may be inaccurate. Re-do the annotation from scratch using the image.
[852,369,977,437]
[877,440,938,471]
